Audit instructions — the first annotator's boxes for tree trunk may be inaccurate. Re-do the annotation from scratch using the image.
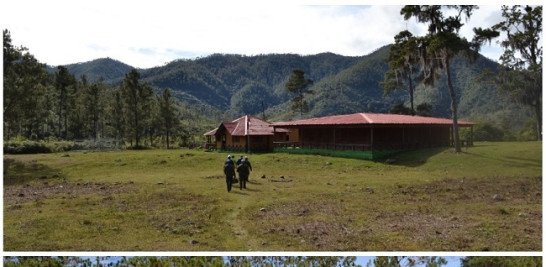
[64,114,68,139]
[444,56,461,152]
[149,128,153,147]
[407,71,414,114]
[534,102,542,141]
[134,108,139,148]
[57,106,62,138]
[166,128,170,149]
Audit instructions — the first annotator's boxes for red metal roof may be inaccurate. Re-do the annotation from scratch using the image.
[273,113,474,127]
[204,128,218,136]
[205,115,280,136]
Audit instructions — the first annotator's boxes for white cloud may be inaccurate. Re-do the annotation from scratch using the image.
[1,2,506,68]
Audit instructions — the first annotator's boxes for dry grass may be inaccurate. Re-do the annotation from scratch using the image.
[245,176,541,251]
[3,142,542,251]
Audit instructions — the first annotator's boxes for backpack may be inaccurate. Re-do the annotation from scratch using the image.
[224,161,234,174]
[237,161,249,175]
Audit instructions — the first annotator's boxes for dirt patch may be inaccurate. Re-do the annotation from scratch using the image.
[265,220,354,250]
[141,188,219,237]
[378,176,542,250]
[252,176,542,251]
[4,181,139,206]
[204,175,223,180]
[393,176,542,204]
[254,201,356,250]
[257,201,341,220]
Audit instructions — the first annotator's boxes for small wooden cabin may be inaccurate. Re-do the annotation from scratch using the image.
[204,115,288,152]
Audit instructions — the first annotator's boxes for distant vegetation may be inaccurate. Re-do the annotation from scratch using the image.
[4,5,541,150]
[4,29,218,150]
[58,47,535,140]
[4,256,542,267]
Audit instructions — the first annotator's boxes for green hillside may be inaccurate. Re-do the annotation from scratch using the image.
[138,53,363,117]
[47,57,134,83]
[58,47,531,133]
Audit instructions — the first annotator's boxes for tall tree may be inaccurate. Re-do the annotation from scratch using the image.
[107,88,125,145]
[3,29,49,140]
[285,69,314,117]
[461,256,542,267]
[473,5,542,140]
[401,5,479,152]
[120,69,153,148]
[68,75,87,139]
[228,256,359,267]
[126,256,224,267]
[83,78,108,140]
[369,256,447,267]
[158,88,180,149]
[54,66,76,139]
[380,30,420,114]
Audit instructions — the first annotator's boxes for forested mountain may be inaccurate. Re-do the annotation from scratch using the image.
[57,46,531,131]
[5,24,536,147]
[47,57,134,83]
[137,52,364,119]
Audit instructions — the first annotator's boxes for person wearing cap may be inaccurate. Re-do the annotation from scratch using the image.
[223,155,236,192]
[229,155,236,179]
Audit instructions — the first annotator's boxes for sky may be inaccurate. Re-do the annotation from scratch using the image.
[1,1,518,69]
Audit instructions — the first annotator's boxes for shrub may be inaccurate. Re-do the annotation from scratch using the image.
[4,140,51,154]
[3,140,74,154]
[472,123,505,141]
[48,141,75,153]
[516,119,539,141]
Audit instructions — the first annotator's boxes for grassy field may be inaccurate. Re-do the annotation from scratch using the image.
[3,142,542,251]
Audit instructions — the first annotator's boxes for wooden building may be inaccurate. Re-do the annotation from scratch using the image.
[204,115,288,152]
[272,113,475,159]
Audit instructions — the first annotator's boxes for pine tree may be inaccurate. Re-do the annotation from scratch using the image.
[285,69,314,117]
[119,69,153,148]
[381,30,420,114]
[158,88,180,149]
[3,29,49,140]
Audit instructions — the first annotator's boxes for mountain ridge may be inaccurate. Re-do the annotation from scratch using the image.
[47,57,135,83]
[54,47,531,131]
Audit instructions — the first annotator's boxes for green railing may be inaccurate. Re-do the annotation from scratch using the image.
[273,147,401,160]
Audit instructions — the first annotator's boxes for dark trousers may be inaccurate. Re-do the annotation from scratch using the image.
[239,174,248,189]
[226,175,233,192]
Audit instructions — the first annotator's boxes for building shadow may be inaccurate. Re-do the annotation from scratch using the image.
[383,146,449,167]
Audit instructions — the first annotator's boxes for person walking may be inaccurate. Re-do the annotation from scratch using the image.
[224,155,235,192]
[228,154,237,179]
[244,156,252,181]
[237,158,251,190]
[236,155,243,167]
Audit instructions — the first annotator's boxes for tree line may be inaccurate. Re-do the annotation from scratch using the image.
[380,5,542,148]
[3,256,542,267]
[3,29,206,149]
[4,5,541,147]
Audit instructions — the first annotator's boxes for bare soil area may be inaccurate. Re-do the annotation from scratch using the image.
[251,176,542,251]
[4,181,139,206]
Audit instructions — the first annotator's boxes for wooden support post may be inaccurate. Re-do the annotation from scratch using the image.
[370,126,374,153]
[333,127,336,150]
[470,126,474,146]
